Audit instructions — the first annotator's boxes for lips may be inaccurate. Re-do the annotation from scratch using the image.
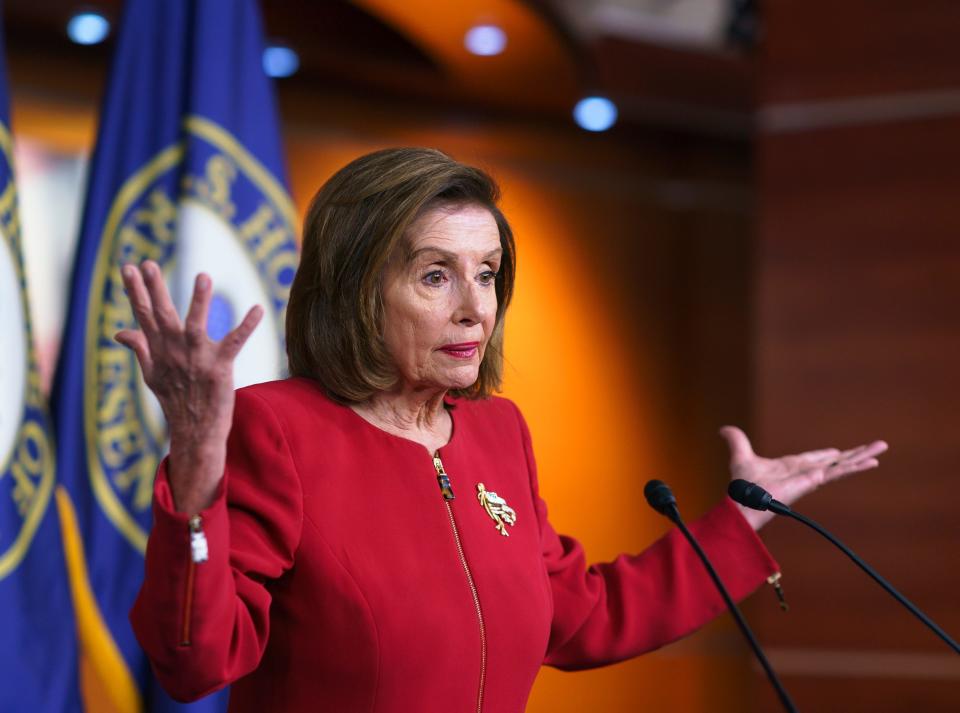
[438,342,480,359]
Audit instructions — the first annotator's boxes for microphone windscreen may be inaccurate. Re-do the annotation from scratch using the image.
[728,479,772,511]
[644,479,677,516]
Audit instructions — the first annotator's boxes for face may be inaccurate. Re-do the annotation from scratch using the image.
[380,202,502,394]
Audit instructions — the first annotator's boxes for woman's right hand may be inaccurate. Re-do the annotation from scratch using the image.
[115,260,263,515]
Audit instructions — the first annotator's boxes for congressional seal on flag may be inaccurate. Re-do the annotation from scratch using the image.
[51,1,298,710]
[84,116,297,555]
[0,39,82,710]
[0,127,56,581]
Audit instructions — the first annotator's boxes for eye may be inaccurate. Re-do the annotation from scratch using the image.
[478,270,498,286]
[423,270,447,286]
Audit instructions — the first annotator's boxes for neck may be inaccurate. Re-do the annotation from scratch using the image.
[351,385,452,451]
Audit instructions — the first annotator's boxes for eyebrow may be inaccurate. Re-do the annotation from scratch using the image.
[406,246,503,264]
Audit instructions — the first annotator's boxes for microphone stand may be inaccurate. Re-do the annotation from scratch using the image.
[645,481,799,713]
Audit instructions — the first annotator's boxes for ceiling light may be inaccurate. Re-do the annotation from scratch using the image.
[464,24,507,56]
[263,45,299,78]
[67,12,110,45]
[573,96,618,132]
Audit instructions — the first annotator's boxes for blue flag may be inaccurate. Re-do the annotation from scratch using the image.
[51,0,299,710]
[0,12,83,713]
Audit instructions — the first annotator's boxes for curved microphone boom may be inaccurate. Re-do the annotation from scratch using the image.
[643,480,799,713]
[728,479,960,656]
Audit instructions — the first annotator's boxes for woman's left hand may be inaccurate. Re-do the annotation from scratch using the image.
[719,426,888,530]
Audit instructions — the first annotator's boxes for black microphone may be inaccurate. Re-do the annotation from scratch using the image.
[727,478,791,514]
[728,479,960,656]
[643,479,679,520]
[644,480,799,713]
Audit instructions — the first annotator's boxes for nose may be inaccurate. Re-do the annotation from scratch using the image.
[453,279,494,327]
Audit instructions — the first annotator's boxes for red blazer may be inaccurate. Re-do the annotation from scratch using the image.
[131,377,778,712]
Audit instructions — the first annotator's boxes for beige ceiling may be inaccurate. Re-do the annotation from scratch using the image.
[552,0,730,48]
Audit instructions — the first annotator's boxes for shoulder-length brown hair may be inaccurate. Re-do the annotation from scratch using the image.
[286,147,516,404]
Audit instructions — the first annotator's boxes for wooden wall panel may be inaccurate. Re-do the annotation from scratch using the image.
[753,4,960,709]
[761,0,960,101]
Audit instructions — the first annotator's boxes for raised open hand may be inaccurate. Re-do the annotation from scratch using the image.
[719,426,888,530]
[114,260,263,514]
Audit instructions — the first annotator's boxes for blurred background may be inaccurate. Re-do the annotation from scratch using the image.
[6,0,959,710]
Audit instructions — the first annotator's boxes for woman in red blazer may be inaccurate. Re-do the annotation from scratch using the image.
[120,148,886,712]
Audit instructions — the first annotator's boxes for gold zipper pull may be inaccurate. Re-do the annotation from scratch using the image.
[189,515,209,563]
[767,571,789,612]
[433,453,455,501]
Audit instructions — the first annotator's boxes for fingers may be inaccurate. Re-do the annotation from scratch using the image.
[184,273,213,345]
[827,440,888,471]
[796,439,888,474]
[853,440,889,461]
[820,440,887,484]
[121,260,181,336]
[825,457,880,482]
[796,448,840,474]
[799,447,840,462]
[114,329,153,375]
[835,444,868,464]
[120,264,159,338]
[141,260,182,331]
[751,437,888,511]
[122,263,261,363]
[836,440,887,462]
[219,305,263,360]
[719,425,755,466]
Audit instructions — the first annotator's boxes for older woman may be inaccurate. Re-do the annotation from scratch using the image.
[122,148,886,712]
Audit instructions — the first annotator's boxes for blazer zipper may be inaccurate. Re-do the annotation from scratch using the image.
[433,452,486,713]
[180,514,209,646]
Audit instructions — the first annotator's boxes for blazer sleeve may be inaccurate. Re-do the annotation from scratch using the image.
[130,389,304,701]
[509,403,779,670]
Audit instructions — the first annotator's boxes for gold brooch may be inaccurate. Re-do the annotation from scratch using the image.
[476,483,516,537]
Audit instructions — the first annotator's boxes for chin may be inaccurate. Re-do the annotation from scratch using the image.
[440,366,481,392]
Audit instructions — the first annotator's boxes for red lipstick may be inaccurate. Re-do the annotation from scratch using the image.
[438,342,479,359]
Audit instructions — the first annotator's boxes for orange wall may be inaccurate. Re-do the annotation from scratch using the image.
[749,2,960,708]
